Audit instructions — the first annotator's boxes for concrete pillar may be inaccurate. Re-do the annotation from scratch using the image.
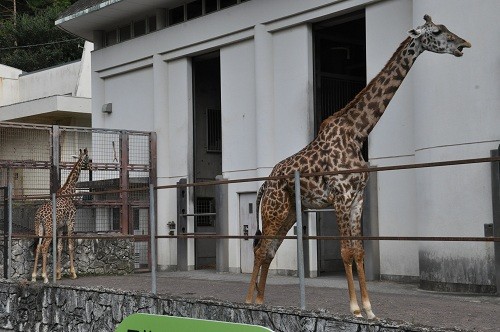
[254,24,275,177]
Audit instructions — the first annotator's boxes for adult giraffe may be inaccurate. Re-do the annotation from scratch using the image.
[31,148,90,283]
[245,15,470,319]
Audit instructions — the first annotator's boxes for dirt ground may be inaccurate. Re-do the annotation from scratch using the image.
[59,270,500,332]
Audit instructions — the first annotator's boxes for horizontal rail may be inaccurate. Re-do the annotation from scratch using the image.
[156,155,500,190]
[11,233,500,242]
[9,155,500,201]
[179,213,217,217]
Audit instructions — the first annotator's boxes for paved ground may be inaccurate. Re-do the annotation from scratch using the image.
[59,270,500,332]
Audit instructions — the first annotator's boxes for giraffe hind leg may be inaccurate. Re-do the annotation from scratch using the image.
[41,238,51,284]
[56,230,63,280]
[31,240,42,282]
[67,209,77,279]
[31,220,44,282]
[245,252,262,303]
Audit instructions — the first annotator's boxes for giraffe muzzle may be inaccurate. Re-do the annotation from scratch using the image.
[454,41,471,57]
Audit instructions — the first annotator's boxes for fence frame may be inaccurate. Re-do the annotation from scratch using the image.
[3,154,500,308]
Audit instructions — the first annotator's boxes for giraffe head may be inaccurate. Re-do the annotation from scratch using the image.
[408,14,471,57]
[79,148,90,170]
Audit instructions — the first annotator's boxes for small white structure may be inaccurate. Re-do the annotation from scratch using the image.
[0,42,94,195]
[0,42,93,126]
[57,0,500,293]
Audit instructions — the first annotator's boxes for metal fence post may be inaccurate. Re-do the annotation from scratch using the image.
[6,180,13,279]
[491,145,500,294]
[149,184,157,294]
[294,171,306,310]
[2,186,7,279]
[52,193,57,283]
[176,179,188,271]
[215,176,228,273]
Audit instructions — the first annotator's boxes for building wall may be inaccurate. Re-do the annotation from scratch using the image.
[366,0,419,279]
[87,0,499,288]
[412,0,499,291]
[0,65,22,106]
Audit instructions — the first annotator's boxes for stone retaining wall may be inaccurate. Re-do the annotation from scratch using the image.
[0,236,134,280]
[0,280,465,332]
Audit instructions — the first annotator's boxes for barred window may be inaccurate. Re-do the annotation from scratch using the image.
[196,197,215,227]
[206,108,221,153]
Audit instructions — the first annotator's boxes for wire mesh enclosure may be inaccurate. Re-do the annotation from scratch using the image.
[0,122,156,270]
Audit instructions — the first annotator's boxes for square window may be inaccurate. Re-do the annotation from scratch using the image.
[205,0,217,13]
[220,0,237,9]
[196,197,215,227]
[134,20,146,37]
[148,15,157,32]
[187,0,203,20]
[119,25,131,41]
[169,5,185,25]
[106,30,117,46]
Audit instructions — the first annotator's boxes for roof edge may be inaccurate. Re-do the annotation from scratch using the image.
[56,0,124,26]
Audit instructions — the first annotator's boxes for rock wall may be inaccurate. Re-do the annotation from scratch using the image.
[0,236,134,280]
[0,280,463,332]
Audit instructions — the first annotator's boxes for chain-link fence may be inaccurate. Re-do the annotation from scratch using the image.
[0,122,156,273]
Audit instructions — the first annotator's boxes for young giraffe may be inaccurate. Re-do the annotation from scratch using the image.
[31,148,90,283]
[246,15,470,318]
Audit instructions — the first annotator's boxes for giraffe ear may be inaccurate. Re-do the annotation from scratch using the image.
[84,148,88,154]
[408,28,422,38]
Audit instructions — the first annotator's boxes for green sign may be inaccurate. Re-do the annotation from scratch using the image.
[116,313,274,332]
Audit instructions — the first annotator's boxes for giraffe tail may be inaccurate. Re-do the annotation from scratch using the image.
[253,182,266,248]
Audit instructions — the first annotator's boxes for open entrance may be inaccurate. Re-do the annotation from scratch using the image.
[313,11,366,275]
[192,52,222,269]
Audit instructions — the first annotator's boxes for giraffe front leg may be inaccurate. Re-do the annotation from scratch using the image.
[41,241,50,284]
[341,245,362,317]
[354,246,377,320]
[68,237,77,279]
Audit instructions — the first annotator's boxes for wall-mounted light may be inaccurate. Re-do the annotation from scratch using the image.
[102,103,112,114]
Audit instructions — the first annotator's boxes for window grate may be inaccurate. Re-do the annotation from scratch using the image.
[196,197,215,227]
[206,108,221,153]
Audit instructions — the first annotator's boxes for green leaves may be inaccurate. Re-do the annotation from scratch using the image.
[0,0,83,72]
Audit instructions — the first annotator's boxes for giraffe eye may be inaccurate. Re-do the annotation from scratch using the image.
[432,30,442,36]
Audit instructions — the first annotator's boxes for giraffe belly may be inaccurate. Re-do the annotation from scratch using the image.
[301,193,331,209]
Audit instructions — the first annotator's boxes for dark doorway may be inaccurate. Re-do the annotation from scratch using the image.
[313,11,366,275]
[192,52,222,269]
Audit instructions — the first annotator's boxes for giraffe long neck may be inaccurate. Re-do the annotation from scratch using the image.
[334,37,422,141]
[58,157,84,196]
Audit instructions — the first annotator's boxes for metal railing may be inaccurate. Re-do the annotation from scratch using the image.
[2,154,500,309]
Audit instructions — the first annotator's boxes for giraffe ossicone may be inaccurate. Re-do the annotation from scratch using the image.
[245,15,470,319]
[31,148,90,283]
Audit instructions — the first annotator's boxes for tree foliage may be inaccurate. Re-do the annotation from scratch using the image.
[0,0,83,72]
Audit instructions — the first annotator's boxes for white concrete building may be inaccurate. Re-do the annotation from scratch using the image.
[57,0,500,293]
[0,42,93,126]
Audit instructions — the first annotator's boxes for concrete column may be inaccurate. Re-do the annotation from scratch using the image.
[254,24,275,177]
[152,54,173,269]
[91,70,105,129]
